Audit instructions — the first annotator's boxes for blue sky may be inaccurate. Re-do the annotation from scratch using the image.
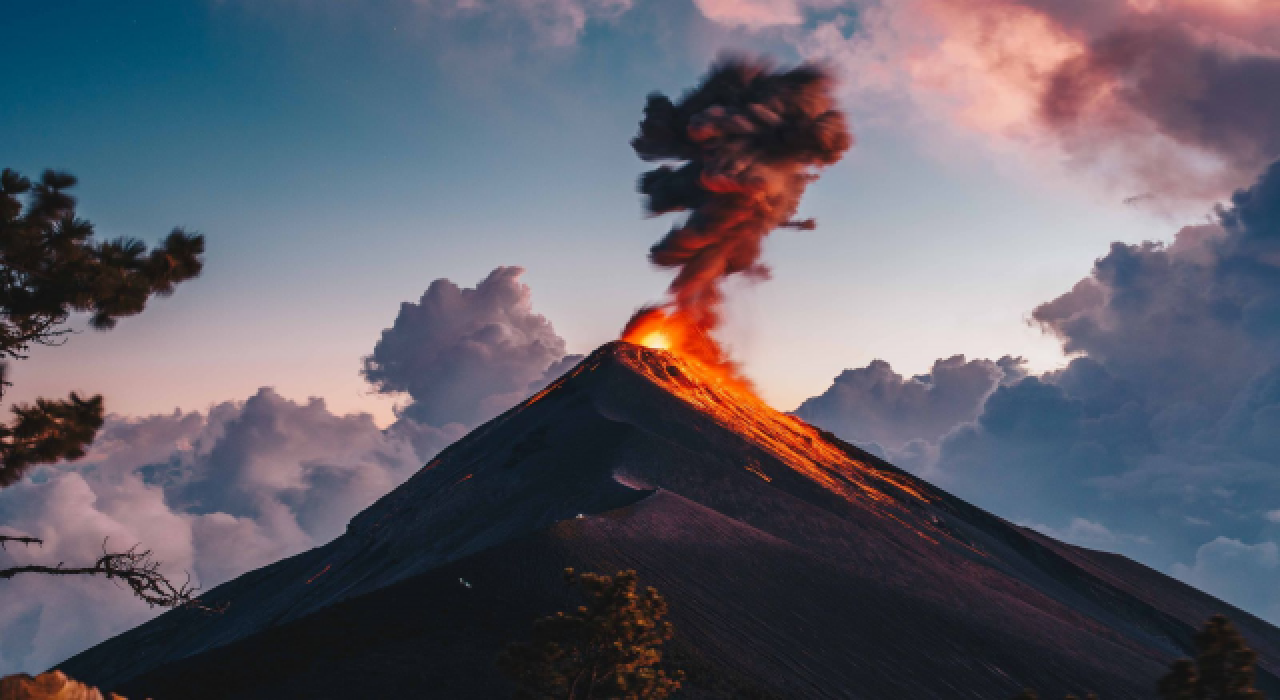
[1,0,1172,422]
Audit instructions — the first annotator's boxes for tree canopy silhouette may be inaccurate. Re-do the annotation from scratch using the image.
[498,568,683,699]
[1159,615,1264,700]
[0,168,205,609]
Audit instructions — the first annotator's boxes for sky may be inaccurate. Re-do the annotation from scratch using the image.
[3,0,1280,677]
[0,0,1175,422]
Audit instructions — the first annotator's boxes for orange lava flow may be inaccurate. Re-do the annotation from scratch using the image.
[612,342,936,527]
[305,564,331,585]
[620,308,756,397]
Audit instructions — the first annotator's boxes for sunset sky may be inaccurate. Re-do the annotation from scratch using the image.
[5,0,1280,676]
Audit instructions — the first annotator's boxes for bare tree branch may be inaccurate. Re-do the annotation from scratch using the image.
[0,538,225,613]
[0,534,42,549]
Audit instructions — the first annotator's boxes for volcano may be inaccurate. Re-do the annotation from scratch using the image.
[59,342,1280,698]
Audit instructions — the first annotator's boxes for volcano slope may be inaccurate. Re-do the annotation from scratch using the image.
[60,342,1280,699]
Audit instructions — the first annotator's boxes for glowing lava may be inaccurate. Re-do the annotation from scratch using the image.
[638,330,670,351]
[622,309,685,352]
[588,341,940,544]
[621,307,754,396]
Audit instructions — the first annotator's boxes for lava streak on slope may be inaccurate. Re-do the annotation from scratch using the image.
[520,339,942,543]
[602,341,937,535]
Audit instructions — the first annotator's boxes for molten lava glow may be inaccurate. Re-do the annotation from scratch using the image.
[622,309,684,351]
[607,343,940,540]
[305,564,332,585]
[638,330,671,351]
[515,342,967,550]
[620,307,755,396]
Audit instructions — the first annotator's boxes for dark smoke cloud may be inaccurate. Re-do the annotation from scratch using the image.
[363,266,571,427]
[624,55,852,365]
[799,159,1280,623]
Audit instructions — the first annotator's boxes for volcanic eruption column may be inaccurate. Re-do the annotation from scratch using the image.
[622,56,853,378]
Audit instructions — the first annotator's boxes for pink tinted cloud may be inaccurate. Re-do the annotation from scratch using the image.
[705,0,1280,198]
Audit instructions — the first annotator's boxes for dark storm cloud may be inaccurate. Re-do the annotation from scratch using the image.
[799,159,1280,622]
[1032,160,1280,407]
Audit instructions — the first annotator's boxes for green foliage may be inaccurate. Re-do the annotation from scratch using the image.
[1158,615,1264,700]
[0,168,203,486]
[498,568,683,699]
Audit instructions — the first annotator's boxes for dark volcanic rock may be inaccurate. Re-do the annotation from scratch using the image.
[59,343,1280,699]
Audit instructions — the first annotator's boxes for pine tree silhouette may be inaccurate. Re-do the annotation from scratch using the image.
[1159,615,1265,700]
[498,568,683,699]
[0,168,206,609]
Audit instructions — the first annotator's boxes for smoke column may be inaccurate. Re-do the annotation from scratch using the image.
[622,55,853,378]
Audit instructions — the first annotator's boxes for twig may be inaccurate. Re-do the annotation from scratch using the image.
[0,537,225,613]
[0,534,42,549]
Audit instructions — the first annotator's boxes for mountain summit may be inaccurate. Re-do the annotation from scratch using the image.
[61,342,1280,698]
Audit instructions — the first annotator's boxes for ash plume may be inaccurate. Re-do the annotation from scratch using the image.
[623,55,852,371]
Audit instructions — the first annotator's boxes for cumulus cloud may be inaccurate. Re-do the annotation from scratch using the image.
[944,162,1280,540]
[793,355,1016,451]
[1173,538,1280,621]
[0,391,423,674]
[797,159,1280,623]
[1027,517,1152,553]
[0,266,576,675]
[691,0,827,29]
[363,266,569,428]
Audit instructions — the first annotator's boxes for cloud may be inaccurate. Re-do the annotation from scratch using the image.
[1173,537,1280,621]
[235,0,632,48]
[0,267,576,676]
[691,0,815,29]
[1027,517,1152,552]
[793,355,1016,450]
[797,158,1280,623]
[362,266,570,428]
[0,391,423,675]
[694,0,1280,197]
[446,0,634,47]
